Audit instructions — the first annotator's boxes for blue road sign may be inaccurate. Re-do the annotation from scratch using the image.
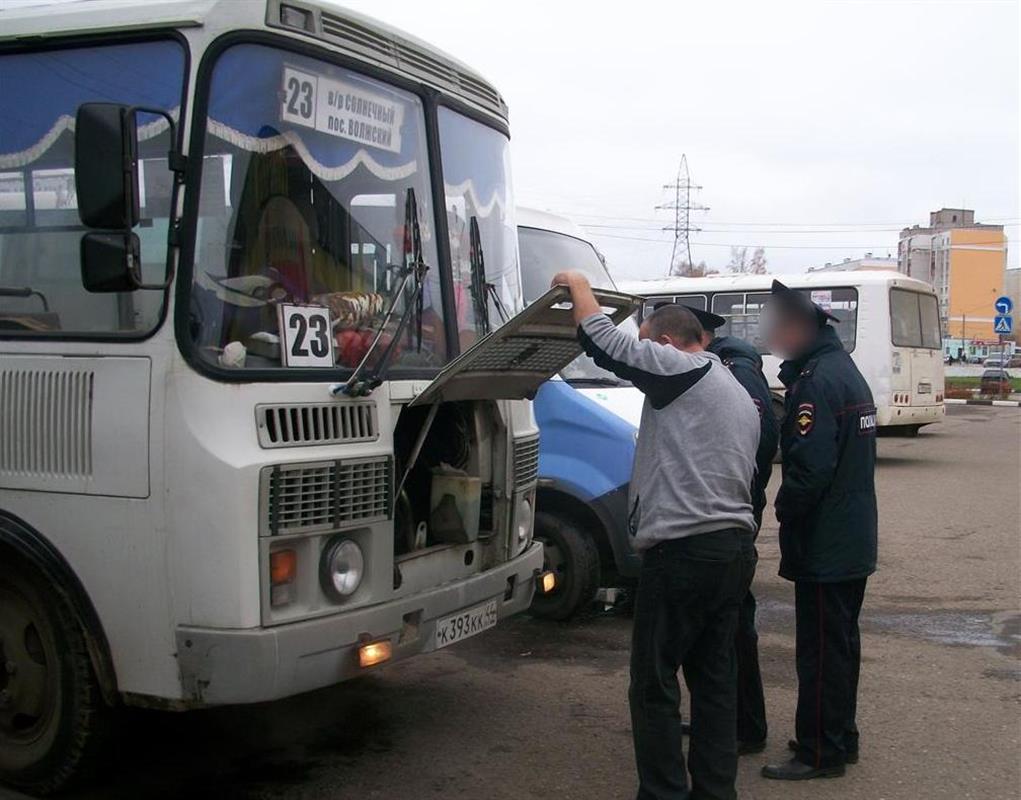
[994,315,1013,335]
[995,296,1013,315]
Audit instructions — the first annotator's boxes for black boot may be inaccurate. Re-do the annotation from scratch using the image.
[762,758,845,781]
[788,738,858,764]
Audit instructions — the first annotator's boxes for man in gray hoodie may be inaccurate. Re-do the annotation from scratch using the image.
[552,272,760,800]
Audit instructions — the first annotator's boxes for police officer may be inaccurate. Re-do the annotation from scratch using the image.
[667,304,779,754]
[759,280,878,781]
[698,308,778,753]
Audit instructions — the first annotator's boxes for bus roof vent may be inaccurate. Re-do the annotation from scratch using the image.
[256,402,378,449]
[318,9,507,119]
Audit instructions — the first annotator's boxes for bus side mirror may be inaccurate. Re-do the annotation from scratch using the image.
[80,232,142,293]
[74,102,140,230]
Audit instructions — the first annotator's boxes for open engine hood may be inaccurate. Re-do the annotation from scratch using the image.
[411,285,641,406]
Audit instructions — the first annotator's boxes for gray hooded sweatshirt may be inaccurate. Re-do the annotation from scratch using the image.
[579,314,760,550]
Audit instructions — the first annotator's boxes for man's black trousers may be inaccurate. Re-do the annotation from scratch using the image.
[629,529,757,800]
[792,578,867,769]
[735,587,767,745]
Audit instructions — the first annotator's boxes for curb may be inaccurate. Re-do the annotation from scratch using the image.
[944,398,1021,407]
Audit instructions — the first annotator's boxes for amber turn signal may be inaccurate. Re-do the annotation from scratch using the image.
[539,571,557,594]
[270,549,297,585]
[359,640,392,668]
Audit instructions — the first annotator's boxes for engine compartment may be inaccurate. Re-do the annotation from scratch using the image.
[391,401,503,562]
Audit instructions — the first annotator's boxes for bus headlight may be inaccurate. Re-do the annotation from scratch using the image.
[320,537,364,601]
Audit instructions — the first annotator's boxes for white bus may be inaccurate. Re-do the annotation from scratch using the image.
[0,1,639,792]
[620,271,946,434]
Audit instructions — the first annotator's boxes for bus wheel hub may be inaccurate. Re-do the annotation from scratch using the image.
[0,589,50,736]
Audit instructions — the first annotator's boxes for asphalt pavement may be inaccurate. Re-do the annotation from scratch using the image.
[9,404,1019,800]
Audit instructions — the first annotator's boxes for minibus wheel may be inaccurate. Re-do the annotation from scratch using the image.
[0,558,109,795]
[529,511,600,621]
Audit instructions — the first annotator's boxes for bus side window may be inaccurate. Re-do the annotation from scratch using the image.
[711,292,746,343]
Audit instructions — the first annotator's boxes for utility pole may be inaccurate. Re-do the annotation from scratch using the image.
[656,154,708,276]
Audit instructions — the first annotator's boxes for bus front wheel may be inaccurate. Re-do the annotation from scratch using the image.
[0,558,109,795]
[529,511,600,621]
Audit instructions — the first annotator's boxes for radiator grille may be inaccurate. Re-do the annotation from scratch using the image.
[0,369,93,477]
[319,9,506,117]
[513,435,540,490]
[256,403,377,448]
[264,457,392,535]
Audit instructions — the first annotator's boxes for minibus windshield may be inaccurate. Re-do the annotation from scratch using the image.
[187,43,445,373]
[439,109,522,350]
[519,227,614,304]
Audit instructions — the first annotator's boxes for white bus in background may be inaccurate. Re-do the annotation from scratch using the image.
[620,271,946,435]
[0,1,641,793]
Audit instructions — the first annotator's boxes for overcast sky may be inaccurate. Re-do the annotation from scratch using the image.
[4,0,1018,278]
[340,0,1020,278]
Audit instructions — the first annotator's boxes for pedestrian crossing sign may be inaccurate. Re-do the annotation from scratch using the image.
[994,315,1013,335]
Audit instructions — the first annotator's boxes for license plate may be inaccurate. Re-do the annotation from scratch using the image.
[434,600,498,649]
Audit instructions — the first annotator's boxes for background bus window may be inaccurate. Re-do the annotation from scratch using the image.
[712,287,858,353]
[711,292,770,350]
[919,293,942,349]
[674,294,707,311]
[801,287,858,352]
[891,288,940,349]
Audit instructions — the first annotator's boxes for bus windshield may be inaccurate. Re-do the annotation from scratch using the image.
[187,43,445,373]
[439,109,522,350]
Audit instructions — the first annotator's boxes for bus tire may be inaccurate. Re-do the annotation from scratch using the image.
[0,558,110,796]
[529,511,600,621]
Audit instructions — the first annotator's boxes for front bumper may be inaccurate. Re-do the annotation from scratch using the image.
[176,541,544,706]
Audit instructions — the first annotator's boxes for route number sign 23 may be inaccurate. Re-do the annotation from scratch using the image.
[277,304,336,368]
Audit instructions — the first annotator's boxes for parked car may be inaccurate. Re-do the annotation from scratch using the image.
[1007,356,1021,369]
[980,369,1013,396]
[984,357,1007,368]
[967,355,984,364]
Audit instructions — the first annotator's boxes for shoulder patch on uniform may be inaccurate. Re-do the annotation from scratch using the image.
[858,407,877,436]
[796,402,815,435]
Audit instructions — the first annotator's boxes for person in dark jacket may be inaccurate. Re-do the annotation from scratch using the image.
[759,280,878,782]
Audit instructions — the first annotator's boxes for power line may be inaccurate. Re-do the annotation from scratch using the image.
[581,222,1020,233]
[586,232,1009,250]
[656,155,708,276]
[569,210,1021,227]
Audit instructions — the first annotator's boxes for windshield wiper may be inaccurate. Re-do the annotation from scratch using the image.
[468,215,510,333]
[468,216,490,335]
[330,188,429,398]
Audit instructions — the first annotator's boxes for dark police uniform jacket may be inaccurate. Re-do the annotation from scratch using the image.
[775,325,878,582]
[709,336,779,531]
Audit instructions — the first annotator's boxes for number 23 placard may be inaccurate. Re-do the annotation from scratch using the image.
[277,304,335,368]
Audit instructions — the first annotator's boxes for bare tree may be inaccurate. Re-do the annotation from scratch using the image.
[725,246,767,274]
[748,247,768,274]
[726,246,748,273]
[670,258,716,277]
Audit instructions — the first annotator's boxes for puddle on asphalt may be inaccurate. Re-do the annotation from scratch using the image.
[757,597,1021,659]
[867,610,1020,657]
